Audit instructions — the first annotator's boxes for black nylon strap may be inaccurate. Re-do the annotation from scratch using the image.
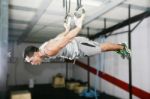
[81,42,96,47]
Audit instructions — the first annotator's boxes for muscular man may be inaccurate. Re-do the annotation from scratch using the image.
[24,13,131,65]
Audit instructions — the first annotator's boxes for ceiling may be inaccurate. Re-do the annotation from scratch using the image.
[9,0,150,43]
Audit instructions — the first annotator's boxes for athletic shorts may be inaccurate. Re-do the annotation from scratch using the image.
[75,37,101,57]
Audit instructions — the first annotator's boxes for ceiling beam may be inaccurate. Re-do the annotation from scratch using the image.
[9,5,37,12]
[90,10,150,39]
[9,35,43,43]
[9,19,29,24]
[9,28,25,33]
[120,3,150,11]
[9,33,88,44]
[9,21,103,35]
[83,0,126,25]
[98,17,122,23]
[9,16,122,25]
[17,0,53,44]
[47,8,122,24]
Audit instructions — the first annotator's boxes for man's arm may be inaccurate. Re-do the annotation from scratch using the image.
[56,14,85,48]
[56,13,85,40]
[42,14,85,57]
[42,26,81,56]
[55,23,70,38]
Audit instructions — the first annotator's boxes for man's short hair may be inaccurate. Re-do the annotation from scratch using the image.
[24,46,39,59]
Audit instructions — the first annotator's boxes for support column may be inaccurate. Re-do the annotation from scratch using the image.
[128,4,132,99]
[87,27,90,91]
[65,62,68,86]
[0,0,9,91]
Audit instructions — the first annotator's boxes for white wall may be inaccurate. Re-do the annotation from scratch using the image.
[8,43,73,86]
[72,17,150,99]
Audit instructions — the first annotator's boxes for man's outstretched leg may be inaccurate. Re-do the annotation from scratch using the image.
[100,42,131,59]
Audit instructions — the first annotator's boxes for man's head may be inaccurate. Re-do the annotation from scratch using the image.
[24,46,42,65]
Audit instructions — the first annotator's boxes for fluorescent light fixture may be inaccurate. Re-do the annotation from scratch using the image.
[71,0,103,7]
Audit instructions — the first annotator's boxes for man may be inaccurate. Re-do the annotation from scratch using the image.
[24,12,131,65]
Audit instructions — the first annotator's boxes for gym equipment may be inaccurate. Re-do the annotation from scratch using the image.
[66,81,80,90]
[11,90,31,99]
[80,89,99,98]
[63,0,85,29]
[73,84,88,94]
[52,73,65,88]
[64,7,85,30]
[74,7,85,18]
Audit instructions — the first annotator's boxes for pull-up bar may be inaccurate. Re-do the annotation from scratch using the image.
[90,10,150,39]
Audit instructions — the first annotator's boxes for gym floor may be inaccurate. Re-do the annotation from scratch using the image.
[7,84,119,99]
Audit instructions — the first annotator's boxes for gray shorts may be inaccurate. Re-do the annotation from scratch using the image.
[75,37,101,57]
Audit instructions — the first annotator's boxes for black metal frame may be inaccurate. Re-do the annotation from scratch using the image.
[128,5,132,99]
[65,62,68,88]
[90,10,150,39]
[87,27,90,91]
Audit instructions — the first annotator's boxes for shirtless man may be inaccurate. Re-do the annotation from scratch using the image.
[24,13,131,65]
